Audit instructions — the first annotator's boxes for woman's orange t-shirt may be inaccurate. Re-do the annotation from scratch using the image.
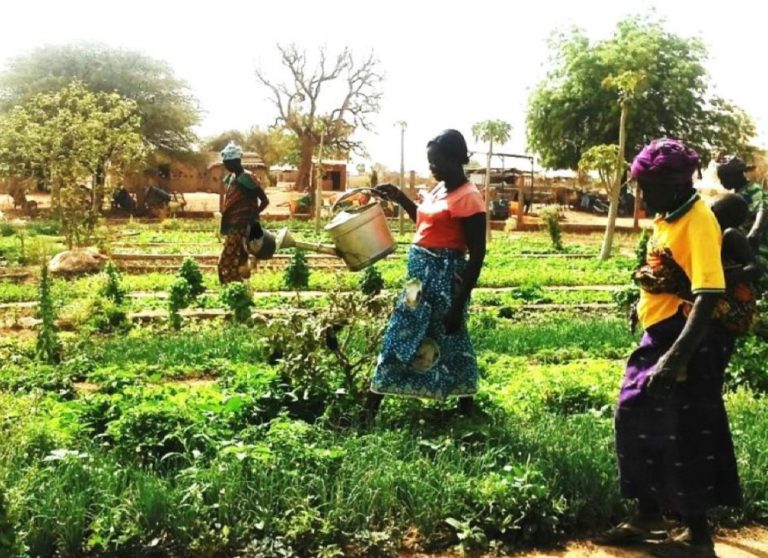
[412,182,486,251]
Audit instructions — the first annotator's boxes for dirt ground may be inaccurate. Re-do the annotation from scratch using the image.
[401,527,768,557]
[0,189,652,229]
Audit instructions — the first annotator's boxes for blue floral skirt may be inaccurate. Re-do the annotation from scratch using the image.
[371,245,479,400]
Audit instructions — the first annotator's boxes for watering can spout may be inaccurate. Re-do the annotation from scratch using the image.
[275,228,339,256]
[244,225,338,260]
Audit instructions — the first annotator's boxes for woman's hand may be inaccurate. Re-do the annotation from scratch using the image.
[646,352,685,398]
[373,183,404,204]
[443,304,464,334]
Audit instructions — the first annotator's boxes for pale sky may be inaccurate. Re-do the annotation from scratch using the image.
[0,0,764,174]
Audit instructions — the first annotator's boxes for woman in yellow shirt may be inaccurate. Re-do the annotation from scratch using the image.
[600,139,741,558]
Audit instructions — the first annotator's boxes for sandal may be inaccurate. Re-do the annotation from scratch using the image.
[651,540,717,558]
[595,522,667,547]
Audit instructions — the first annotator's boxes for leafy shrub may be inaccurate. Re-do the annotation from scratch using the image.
[87,296,131,334]
[539,206,563,251]
[358,265,384,296]
[463,463,566,547]
[284,250,310,290]
[612,285,639,313]
[100,260,126,304]
[0,484,18,557]
[727,335,768,393]
[36,262,61,364]
[0,222,14,237]
[510,283,552,304]
[220,282,253,323]
[106,400,198,468]
[178,257,206,299]
[168,277,191,330]
[263,291,389,420]
[635,227,651,268]
[542,381,613,416]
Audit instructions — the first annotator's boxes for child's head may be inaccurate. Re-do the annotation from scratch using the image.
[711,193,749,230]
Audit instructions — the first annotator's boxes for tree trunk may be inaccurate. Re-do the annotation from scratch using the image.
[633,183,642,230]
[599,102,628,260]
[295,135,315,192]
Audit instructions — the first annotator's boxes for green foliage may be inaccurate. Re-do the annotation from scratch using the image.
[87,296,131,335]
[471,119,512,146]
[612,285,640,314]
[0,484,17,557]
[220,282,253,323]
[578,144,626,195]
[0,81,147,247]
[527,15,756,169]
[635,228,652,268]
[168,277,191,330]
[510,283,552,304]
[358,264,384,295]
[0,43,200,153]
[539,206,564,251]
[283,249,310,290]
[100,260,125,304]
[178,257,206,299]
[727,335,768,393]
[264,291,389,418]
[36,262,61,363]
[0,222,14,237]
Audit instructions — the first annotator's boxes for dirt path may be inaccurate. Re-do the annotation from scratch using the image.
[401,527,768,558]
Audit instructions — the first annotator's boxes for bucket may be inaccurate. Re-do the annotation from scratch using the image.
[325,188,397,271]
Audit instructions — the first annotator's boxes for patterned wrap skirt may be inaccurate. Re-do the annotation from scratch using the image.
[615,311,742,515]
[218,226,251,284]
[371,245,479,400]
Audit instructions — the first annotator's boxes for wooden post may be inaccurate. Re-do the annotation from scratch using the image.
[315,134,324,234]
[484,142,493,242]
[633,183,642,230]
[516,185,524,230]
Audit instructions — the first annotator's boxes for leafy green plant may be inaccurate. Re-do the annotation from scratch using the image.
[283,249,310,290]
[727,335,768,393]
[510,283,552,304]
[100,260,126,304]
[635,227,651,268]
[168,277,191,330]
[358,265,384,296]
[87,296,131,334]
[178,257,206,299]
[36,262,61,363]
[220,282,253,323]
[0,222,14,237]
[0,484,18,557]
[263,291,389,419]
[539,205,563,251]
[612,285,639,313]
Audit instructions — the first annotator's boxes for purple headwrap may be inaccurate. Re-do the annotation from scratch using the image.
[630,138,700,183]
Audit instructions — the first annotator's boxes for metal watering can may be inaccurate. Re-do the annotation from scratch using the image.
[243,188,397,271]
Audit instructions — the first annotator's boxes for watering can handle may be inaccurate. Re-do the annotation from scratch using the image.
[330,187,387,215]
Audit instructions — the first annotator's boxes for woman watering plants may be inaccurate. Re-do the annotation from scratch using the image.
[217,142,270,284]
[599,139,741,558]
[363,129,486,421]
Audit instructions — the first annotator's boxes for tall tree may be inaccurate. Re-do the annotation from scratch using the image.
[472,120,512,240]
[0,82,146,246]
[200,130,248,153]
[526,15,756,170]
[256,44,383,191]
[0,43,200,154]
